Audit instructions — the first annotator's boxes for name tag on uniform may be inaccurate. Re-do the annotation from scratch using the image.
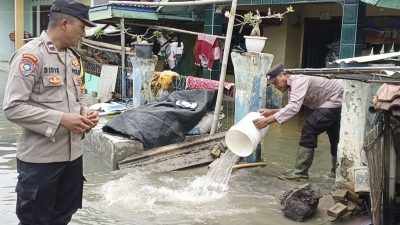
[44,67,60,73]
[71,69,80,75]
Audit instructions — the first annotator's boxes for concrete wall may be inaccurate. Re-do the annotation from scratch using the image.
[0,1,15,62]
[337,81,381,184]
[0,0,33,62]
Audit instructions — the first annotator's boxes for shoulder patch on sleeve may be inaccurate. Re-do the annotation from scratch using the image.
[22,54,38,62]
[19,54,38,77]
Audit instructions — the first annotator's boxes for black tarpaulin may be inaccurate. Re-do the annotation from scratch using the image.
[103,90,217,149]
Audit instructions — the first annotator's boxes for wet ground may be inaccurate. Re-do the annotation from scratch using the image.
[0,67,370,225]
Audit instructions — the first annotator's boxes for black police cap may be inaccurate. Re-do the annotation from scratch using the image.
[50,0,96,27]
[266,63,284,84]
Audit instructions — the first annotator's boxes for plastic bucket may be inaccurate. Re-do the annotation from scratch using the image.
[225,112,269,157]
[135,43,154,59]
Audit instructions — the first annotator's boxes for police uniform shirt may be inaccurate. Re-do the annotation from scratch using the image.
[3,31,87,163]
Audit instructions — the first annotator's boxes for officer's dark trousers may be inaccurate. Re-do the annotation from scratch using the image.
[299,107,342,157]
[16,156,84,225]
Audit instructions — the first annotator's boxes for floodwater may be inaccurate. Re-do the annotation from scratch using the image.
[0,68,346,225]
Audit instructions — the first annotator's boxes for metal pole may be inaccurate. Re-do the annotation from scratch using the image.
[120,18,126,98]
[210,0,237,135]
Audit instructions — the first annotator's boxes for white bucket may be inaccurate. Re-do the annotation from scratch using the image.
[225,112,269,157]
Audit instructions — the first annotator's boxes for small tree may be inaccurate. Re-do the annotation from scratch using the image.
[225,6,294,37]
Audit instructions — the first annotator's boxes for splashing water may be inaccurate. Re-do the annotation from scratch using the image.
[197,149,240,197]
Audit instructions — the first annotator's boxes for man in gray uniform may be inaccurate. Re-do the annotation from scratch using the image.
[253,64,343,181]
[3,0,99,224]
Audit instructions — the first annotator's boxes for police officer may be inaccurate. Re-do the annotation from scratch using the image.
[253,64,343,181]
[3,0,99,224]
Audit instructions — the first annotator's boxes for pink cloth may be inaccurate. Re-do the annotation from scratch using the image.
[194,34,222,71]
[185,76,235,96]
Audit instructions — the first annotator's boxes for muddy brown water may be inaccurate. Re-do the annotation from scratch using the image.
[0,69,361,225]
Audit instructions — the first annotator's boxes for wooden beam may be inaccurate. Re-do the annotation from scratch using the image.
[128,23,226,39]
[15,0,24,50]
[81,37,132,52]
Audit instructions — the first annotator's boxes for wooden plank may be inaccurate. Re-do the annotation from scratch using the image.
[232,162,266,170]
[119,132,226,164]
[118,132,226,171]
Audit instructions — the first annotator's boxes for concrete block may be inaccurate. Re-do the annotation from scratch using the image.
[332,189,348,202]
[327,203,348,218]
[84,119,144,170]
[210,145,222,159]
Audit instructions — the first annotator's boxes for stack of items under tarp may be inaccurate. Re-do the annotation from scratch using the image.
[102,90,217,149]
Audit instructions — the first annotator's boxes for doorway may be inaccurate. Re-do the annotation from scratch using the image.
[302,17,342,68]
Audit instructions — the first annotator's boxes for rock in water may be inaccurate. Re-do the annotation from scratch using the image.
[280,183,322,221]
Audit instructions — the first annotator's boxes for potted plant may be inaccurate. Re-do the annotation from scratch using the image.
[134,29,163,59]
[225,6,294,53]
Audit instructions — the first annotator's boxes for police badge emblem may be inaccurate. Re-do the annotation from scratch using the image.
[19,54,38,77]
[49,76,61,85]
[72,59,80,67]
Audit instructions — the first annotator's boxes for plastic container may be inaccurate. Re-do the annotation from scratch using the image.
[134,43,154,59]
[225,112,269,157]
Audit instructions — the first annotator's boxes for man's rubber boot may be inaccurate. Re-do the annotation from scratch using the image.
[280,146,314,182]
[330,156,337,178]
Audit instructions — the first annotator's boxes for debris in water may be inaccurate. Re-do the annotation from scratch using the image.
[280,182,322,221]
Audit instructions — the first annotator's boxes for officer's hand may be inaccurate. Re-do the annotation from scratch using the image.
[60,113,94,134]
[86,110,99,125]
[258,108,274,117]
[82,109,99,126]
[81,109,99,133]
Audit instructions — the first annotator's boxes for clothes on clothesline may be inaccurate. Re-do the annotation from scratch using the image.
[156,36,184,70]
[194,34,222,71]
[168,42,184,69]
[185,76,235,96]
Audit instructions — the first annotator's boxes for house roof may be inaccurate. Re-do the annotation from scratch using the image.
[334,52,400,64]
[361,0,400,9]
[89,0,205,25]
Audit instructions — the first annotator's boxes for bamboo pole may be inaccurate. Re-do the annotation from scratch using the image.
[109,0,232,6]
[81,37,133,52]
[210,0,237,135]
[128,22,226,39]
[15,0,24,50]
[80,41,135,55]
[121,18,127,98]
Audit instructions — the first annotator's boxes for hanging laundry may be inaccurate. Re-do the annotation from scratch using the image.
[167,42,184,69]
[185,76,235,96]
[194,34,222,71]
